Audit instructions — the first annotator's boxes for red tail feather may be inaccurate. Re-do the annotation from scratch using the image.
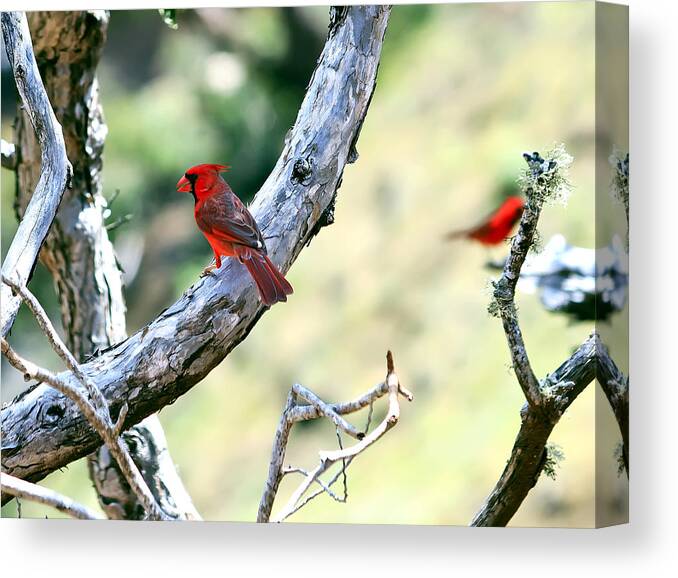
[244,253,293,306]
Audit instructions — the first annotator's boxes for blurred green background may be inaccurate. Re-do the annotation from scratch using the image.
[1,3,627,526]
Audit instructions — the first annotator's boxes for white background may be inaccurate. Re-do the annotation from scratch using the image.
[1,0,676,575]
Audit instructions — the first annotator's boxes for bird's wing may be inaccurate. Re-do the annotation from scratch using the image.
[196,192,266,253]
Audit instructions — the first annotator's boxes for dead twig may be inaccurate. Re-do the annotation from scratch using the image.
[257,351,413,523]
[1,277,167,521]
[0,473,103,520]
[491,148,572,406]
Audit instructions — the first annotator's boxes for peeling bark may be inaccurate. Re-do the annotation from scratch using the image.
[1,6,391,496]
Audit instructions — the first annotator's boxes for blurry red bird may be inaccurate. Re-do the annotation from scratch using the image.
[446,196,525,246]
[177,163,293,306]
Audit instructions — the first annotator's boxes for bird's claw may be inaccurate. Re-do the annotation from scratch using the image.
[200,264,218,278]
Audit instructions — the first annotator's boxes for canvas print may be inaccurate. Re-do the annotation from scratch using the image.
[0,2,628,527]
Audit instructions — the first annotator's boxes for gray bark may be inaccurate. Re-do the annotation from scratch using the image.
[596,340,629,474]
[1,472,103,520]
[470,334,597,527]
[88,416,200,520]
[0,12,71,338]
[11,10,199,519]
[492,198,544,406]
[14,10,123,360]
[472,150,599,527]
[1,5,391,495]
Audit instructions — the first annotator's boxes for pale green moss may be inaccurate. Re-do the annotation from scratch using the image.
[543,443,565,480]
[519,144,573,207]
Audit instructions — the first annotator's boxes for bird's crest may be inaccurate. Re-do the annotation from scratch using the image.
[186,163,231,175]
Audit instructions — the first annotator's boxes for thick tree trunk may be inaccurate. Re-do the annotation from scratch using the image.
[12,11,198,519]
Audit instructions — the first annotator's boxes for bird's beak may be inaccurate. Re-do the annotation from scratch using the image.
[176,175,192,193]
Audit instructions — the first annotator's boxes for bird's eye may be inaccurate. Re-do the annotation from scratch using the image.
[185,172,198,183]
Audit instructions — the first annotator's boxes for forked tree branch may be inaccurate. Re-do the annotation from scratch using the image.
[258,351,413,523]
[472,148,603,526]
[1,278,167,520]
[0,12,71,338]
[470,334,597,526]
[1,5,391,495]
[1,473,103,520]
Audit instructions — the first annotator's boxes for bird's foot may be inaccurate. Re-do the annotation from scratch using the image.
[200,264,218,277]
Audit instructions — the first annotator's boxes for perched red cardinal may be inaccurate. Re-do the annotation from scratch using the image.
[177,163,293,306]
[446,196,525,246]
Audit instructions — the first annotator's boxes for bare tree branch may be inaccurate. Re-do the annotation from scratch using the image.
[596,339,629,475]
[470,334,597,527]
[472,148,630,525]
[257,351,413,523]
[3,276,107,410]
[256,390,296,522]
[491,150,572,407]
[10,10,199,520]
[290,383,366,441]
[279,458,355,517]
[287,381,394,422]
[1,278,167,520]
[601,150,629,476]
[471,148,603,527]
[0,11,72,338]
[1,5,392,494]
[1,473,103,520]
